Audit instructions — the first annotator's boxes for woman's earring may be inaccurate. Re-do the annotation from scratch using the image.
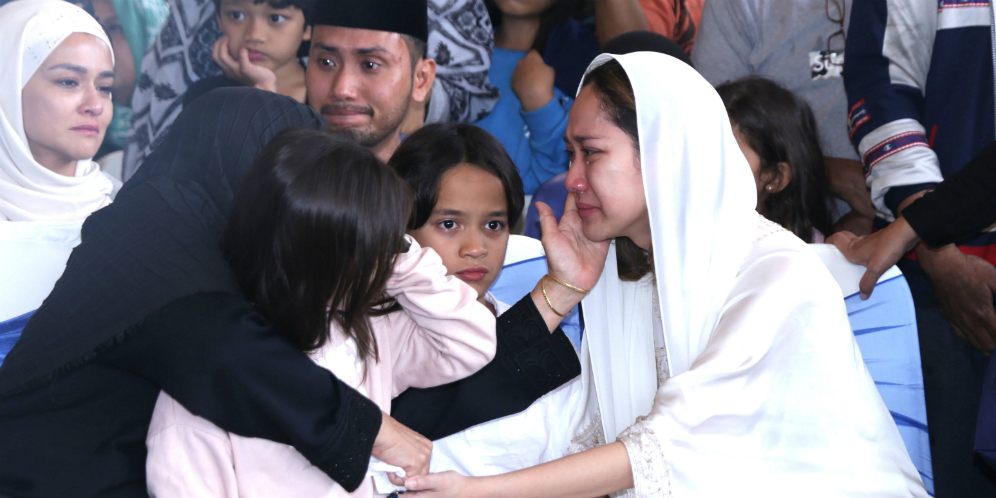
[766,185,773,191]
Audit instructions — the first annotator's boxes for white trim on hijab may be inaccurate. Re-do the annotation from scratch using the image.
[0,0,117,222]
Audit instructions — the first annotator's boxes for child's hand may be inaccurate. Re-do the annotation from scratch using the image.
[511,50,556,113]
[404,471,478,498]
[212,36,278,93]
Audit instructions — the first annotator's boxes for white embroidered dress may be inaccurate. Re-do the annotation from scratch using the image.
[567,53,928,498]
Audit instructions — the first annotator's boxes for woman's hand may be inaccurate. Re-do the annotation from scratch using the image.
[405,471,481,498]
[538,197,610,292]
[371,412,432,485]
[529,198,611,331]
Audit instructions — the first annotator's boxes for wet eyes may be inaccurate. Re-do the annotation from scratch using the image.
[566,148,598,160]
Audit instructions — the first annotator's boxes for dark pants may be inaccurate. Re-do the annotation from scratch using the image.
[913,291,996,497]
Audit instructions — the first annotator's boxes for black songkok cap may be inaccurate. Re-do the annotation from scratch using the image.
[311,0,428,42]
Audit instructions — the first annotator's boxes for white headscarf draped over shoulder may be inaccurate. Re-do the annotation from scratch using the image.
[570,53,926,497]
[0,0,117,222]
[571,52,758,446]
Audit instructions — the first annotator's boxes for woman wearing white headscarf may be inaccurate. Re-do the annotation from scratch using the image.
[406,52,927,497]
[0,0,118,323]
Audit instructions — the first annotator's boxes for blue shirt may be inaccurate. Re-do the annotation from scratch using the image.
[475,47,572,195]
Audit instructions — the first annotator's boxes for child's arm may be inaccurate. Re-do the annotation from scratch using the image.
[511,51,572,194]
[386,240,497,396]
[146,391,239,498]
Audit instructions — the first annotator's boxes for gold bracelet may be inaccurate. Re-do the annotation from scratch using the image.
[541,278,569,317]
[546,274,590,294]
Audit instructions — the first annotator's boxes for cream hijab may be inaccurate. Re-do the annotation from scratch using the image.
[571,52,758,445]
[0,0,116,222]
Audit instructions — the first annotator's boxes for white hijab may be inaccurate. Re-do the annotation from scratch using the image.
[570,53,925,497]
[0,0,116,222]
[571,52,758,445]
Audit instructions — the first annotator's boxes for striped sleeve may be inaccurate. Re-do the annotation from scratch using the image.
[844,0,944,218]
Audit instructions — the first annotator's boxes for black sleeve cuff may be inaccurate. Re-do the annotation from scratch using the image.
[497,296,582,396]
[884,182,937,219]
[903,140,996,248]
[313,385,382,492]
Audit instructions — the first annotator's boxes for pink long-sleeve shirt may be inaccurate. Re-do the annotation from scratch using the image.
[145,241,496,497]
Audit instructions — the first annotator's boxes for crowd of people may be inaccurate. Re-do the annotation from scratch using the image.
[0,0,994,496]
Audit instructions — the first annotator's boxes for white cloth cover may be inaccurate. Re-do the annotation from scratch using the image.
[570,53,927,497]
[0,220,82,322]
[0,0,117,222]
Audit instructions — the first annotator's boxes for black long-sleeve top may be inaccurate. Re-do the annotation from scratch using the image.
[392,295,582,441]
[0,293,580,497]
[0,292,381,498]
[903,140,996,248]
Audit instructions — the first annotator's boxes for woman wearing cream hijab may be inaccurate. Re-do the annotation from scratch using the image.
[406,53,928,497]
[0,0,117,322]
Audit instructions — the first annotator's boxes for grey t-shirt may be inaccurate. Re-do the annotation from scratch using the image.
[692,0,858,162]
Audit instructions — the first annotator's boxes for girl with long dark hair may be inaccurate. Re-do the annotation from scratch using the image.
[146,128,498,497]
[389,123,591,453]
[717,76,835,243]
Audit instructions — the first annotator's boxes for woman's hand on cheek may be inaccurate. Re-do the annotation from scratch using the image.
[538,199,610,292]
[404,471,478,498]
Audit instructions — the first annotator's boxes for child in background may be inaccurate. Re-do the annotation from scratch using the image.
[145,129,497,497]
[182,0,313,105]
[717,76,834,243]
[475,0,592,195]
[389,122,588,477]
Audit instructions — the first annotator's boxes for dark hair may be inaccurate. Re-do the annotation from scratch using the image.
[717,77,834,243]
[599,30,693,68]
[401,34,428,70]
[580,59,651,281]
[389,122,524,230]
[213,0,317,25]
[222,128,412,368]
[486,0,586,54]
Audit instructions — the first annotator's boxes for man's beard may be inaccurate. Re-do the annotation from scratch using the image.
[323,100,410,149]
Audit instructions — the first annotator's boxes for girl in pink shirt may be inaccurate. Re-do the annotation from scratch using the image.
[145,129,497,497]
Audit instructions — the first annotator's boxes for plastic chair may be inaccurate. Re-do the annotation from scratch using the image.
[524,172,569,240]
[810,244,934,495]
[0,311,33,369]
[489,235,582,347]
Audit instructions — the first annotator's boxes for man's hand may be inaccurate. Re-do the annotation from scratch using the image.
[212,36,278,93]
[511,50,556,113]
[372,412,432,485]
[824,157,876,219]
[828,216,919,299]
[919,244,996,354]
